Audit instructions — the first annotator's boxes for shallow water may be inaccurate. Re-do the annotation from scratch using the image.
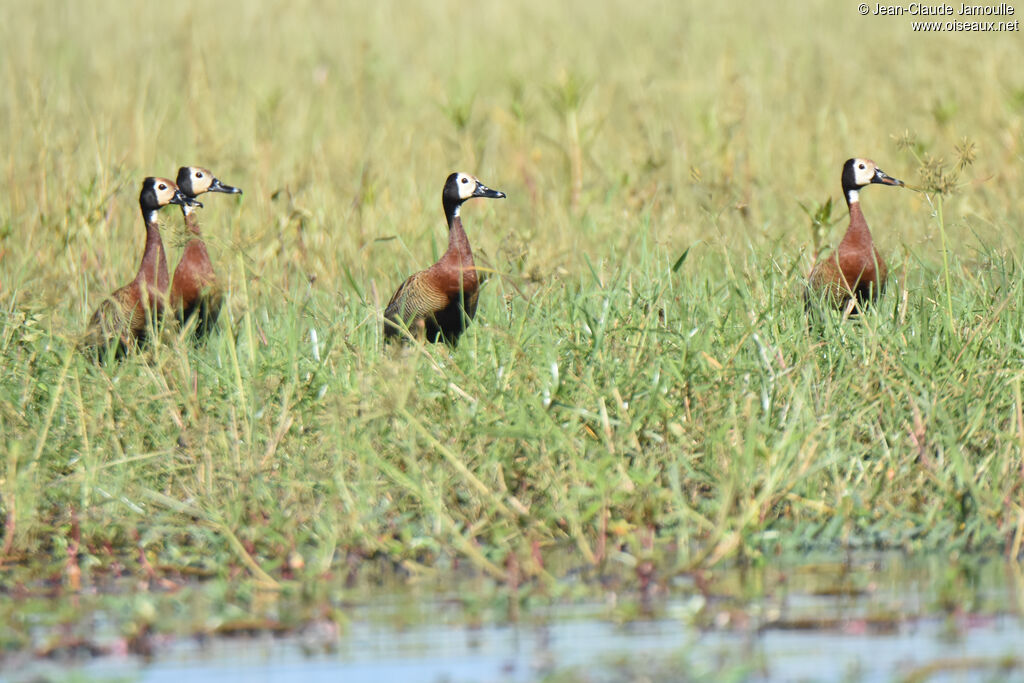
[22,611,1024,682]
[6,553,1024,682]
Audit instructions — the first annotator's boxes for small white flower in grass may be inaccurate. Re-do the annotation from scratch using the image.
[310,327,320,362]
[543,361,560,408]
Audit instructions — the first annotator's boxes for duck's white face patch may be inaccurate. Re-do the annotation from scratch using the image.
[153,179,178,206]
[852,158,877,187]
[190,167,214,194]
[456,173,478,201]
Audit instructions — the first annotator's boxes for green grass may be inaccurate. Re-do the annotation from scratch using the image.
[1,0,1024,653]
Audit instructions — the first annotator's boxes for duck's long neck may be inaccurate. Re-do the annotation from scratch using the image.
[445,205,473,265]
[138,208,169,293]
[182,203,202,237]
[841,190,873,248]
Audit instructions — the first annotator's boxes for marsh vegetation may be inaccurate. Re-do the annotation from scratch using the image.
[1,1,1023,677]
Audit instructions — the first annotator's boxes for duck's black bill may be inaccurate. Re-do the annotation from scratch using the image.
[172,190,204,208]
[872,168,904,187]
[210,177,243,194]
[473,182,506,199]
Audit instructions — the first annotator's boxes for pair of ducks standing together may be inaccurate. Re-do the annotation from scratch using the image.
[87,157,902,356]
[84,167,241,356]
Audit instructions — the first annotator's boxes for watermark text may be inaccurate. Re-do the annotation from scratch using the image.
[856,2,1020,29]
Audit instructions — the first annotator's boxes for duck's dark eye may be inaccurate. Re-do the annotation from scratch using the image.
[196,172,203,178]
[858,164,865,170]
[461,177,469,184]
[158,184,167,190]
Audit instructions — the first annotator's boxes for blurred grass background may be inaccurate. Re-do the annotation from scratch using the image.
[1,0,1024,640]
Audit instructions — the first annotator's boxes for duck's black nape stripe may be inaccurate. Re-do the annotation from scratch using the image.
[841,158,858,194]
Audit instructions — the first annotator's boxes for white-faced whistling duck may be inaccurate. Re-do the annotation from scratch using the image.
[807,158,904,313]
[82,177,199,357]
[383,172,506,345]
[170,166,242,338]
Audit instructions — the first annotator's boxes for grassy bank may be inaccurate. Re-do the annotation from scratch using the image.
[1,0,1023,651]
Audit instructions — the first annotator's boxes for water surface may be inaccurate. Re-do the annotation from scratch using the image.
[6,552,1023,682]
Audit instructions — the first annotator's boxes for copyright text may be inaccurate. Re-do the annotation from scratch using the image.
[857,2,1020,28]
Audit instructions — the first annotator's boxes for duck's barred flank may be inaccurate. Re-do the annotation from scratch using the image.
[383,172,506,346]
[806,158,905,314]
[170,166,243,340]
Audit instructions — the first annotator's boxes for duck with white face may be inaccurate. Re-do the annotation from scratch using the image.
[383,172,506,346]
[83,177,200,358]
[177,166,242,203]
[807,158,905,314]
[842,157,904,205]
[170,166,243,339]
